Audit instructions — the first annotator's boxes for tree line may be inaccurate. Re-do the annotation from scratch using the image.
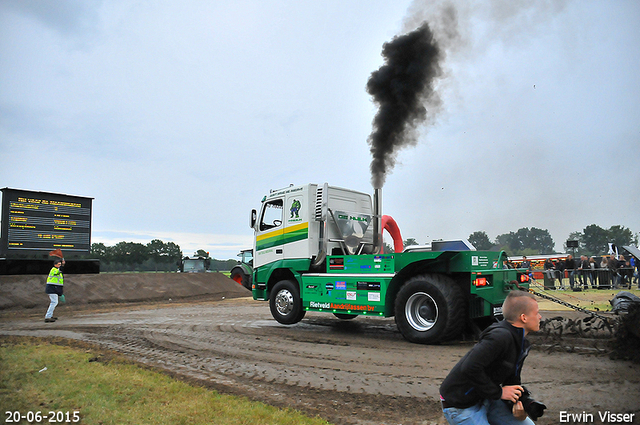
[385,224,637,257]
[90,223,637,271]
[468,228,555,255]
[87,239,238,272]
[565,225,637,257]
[470,224,637,256]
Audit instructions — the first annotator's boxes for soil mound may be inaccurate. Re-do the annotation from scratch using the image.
[0,272,250,310]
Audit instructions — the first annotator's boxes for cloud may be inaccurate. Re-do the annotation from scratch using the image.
[1,1,638,259]
[0,0,103,38]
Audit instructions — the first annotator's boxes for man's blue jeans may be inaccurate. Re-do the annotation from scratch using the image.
[569,270,576,289]
[45,294,58,319]
[443,399,535,425]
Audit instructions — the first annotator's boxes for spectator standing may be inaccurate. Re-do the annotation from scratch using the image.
[631,256,640,288]
[565,255,576,290]
[556,259,566,290]
[625,256,634,288]
[544,258,557,289]
[521,256,531,274]
[609,256,621,288]
[618,255,632,288]
[588,257,598,289]
[577,255,590,290]
[600,257,610,289]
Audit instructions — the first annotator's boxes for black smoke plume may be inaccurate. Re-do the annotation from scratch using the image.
[367,22,442,189]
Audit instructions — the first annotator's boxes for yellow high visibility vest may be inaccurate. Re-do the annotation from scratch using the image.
[46,267,64,286]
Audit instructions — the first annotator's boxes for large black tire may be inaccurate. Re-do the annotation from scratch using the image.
[269,280,306,325]
[394,274,466,344]
[230,267,252,291]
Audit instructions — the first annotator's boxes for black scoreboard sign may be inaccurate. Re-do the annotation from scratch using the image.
[1,188,93,257]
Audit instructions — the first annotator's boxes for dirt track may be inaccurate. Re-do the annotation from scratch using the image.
[1,274,639,425]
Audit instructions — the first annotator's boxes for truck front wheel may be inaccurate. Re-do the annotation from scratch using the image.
[270,280,306,325]
[394,274,465,344]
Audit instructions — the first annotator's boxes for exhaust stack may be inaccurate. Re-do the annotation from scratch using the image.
[373,188,382,254]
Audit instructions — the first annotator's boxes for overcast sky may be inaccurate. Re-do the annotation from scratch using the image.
[1,0,639,260]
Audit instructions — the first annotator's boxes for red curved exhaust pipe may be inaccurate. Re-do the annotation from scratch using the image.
[382,215,403,253]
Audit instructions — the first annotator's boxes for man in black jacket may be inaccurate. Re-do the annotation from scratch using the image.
[565,254,576,290]
[578,255,590,289]
[439,291,541,424]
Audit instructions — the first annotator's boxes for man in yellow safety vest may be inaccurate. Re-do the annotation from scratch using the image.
[44,257,64,322]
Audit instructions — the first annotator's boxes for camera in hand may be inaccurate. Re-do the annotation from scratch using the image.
[505,386,547,421]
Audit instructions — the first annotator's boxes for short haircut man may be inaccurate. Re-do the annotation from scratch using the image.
[439,290,541,424]
[502,291,536,323]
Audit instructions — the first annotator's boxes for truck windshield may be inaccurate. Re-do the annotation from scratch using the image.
[260,199,283,231]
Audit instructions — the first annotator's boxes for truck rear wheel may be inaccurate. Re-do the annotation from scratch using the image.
[230,267,252,291]
[394,274,465,344]
[270,280,306,325]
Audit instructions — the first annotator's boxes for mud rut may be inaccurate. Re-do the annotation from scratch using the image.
[2,298,639,425]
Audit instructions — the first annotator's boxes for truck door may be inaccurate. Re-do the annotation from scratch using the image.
[254,197,285,268]
[284,191,309,259]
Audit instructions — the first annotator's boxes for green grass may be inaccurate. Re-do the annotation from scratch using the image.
[0,338,331,425]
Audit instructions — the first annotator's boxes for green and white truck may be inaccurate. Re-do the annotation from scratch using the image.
[249,183,528,344]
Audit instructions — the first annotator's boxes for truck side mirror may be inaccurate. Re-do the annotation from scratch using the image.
[250,209,257,229]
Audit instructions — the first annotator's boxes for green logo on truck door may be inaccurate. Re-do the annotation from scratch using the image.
[290,199,301,218]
